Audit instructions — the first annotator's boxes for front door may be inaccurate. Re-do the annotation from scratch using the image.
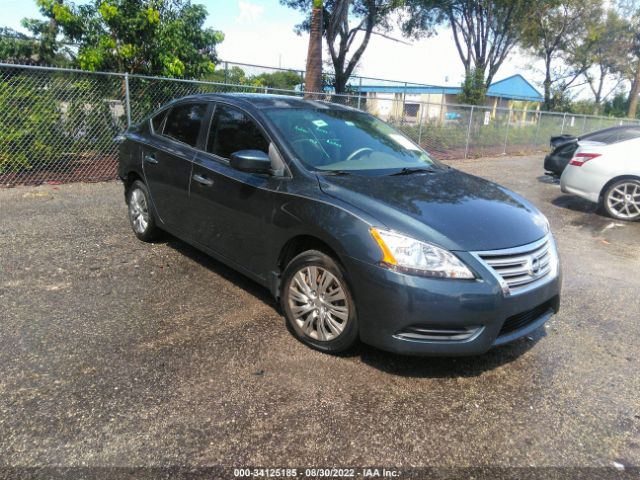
[189,103,283,276]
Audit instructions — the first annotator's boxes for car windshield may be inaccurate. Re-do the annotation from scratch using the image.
[264,107,442,174]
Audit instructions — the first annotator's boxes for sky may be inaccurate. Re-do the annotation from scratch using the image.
[2,0,543,89]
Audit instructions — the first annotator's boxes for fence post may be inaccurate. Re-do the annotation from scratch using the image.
[560,112,567,134]
[503,109,511,155]
[417,101,425,146]
[581,115,587,134]
[533,111,541,148]
[357,77,362,110]
[224,61,229,84]
[124,72,132,128]
[400,82,408,125]
[464,105,474,159]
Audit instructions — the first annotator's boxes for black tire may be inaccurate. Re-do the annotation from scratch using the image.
[126,180,160,241]
[281,250,358,353]
[602,178,640,222]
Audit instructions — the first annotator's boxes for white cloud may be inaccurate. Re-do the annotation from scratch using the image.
[236,1,265,25]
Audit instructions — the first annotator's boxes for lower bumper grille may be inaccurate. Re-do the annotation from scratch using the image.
[499,300,554,336]
[395,325,481,342]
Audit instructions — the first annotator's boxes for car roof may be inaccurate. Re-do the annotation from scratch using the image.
[174,93,359,112]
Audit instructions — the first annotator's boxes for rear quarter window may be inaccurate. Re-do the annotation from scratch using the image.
[151,109,168,134]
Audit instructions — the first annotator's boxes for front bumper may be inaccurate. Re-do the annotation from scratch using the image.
[344,253,562,356]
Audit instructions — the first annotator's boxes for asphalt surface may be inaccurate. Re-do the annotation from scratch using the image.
[1,155,639,471]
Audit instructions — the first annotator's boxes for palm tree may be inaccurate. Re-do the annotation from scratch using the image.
[305,0,323,98]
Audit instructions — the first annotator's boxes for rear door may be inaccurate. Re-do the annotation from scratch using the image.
[189,102,283,276]
[143,102,208,231]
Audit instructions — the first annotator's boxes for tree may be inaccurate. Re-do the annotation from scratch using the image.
[282,0,404,94]
[25,0,224,78]
[617,0,640,118]
[207,65,251,85]
[0,28,40,64]
[520,0,602,111]
[404,0,538,101]
[253,71,304,90]
[604,90,629,117]
[305,0,324,96]
[458,68,486,104]
[582,10,632,114]
[20,0,68,66]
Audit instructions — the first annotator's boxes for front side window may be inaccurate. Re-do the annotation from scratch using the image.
[207,104,269,159]
[163,103,207,147]
[264,107,441,175]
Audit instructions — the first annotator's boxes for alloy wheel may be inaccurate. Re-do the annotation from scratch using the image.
[606,182,640,220]
[129,188,150,234]
[287,266,349,341]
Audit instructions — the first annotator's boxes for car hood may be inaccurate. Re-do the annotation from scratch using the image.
[317,168,549,251]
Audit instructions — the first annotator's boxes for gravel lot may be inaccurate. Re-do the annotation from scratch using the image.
[1,154,639,472]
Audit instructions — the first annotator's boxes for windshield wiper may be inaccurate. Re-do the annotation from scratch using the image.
[317,169,352,176]
[388,167,435,176]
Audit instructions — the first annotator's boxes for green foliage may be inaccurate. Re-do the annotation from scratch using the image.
[0,28,39,64]
[0,70,125,174]
[205,66,303,90]
[604,92,630,117]
[252,71,303,90]
[27,0,224,78]
[0,73,60,173]
[458,68,486,105]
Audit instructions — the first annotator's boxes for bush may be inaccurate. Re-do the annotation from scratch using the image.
[0,74,61,173]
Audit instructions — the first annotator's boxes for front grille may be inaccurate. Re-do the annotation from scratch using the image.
[475,236,556,295]
[499,300,554,336]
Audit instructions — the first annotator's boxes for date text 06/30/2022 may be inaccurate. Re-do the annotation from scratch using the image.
[233,468,401,478]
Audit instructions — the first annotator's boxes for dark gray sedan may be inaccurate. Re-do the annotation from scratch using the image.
[118,94,561,356]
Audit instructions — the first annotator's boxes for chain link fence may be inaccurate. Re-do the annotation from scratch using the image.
[2,62,639,186]
[221,60,438,92]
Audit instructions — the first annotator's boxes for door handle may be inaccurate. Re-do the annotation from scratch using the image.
[193,173,214,186]
[144,153,158,164]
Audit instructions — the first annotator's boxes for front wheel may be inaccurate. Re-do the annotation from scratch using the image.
[603,179,640,222]
[281,250,358,353]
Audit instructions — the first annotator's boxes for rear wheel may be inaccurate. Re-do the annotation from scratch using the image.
[281,250,358,353]
[603,179,640,221]
[126,180,160,241]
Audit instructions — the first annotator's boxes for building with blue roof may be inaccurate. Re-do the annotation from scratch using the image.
[357,74,543,123]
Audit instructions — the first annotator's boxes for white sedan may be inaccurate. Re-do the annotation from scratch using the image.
[560,137,640,221]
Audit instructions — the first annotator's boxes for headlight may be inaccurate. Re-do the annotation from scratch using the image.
[370,228,474,279]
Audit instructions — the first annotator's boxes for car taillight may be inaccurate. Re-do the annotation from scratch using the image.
[569,153,601,166]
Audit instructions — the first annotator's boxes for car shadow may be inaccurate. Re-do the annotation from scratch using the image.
[551,194,599,215]
[159,233,544,378]
[537,174,560,185]
[162,233,279,311]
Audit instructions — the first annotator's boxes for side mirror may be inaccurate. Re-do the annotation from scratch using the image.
[229,150,272,174]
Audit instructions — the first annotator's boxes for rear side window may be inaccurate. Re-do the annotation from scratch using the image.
[163,103,207,147]
[207,104,269,159]
[582,127,640,144]
[151,109,168,133]
[616,128,640,142]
